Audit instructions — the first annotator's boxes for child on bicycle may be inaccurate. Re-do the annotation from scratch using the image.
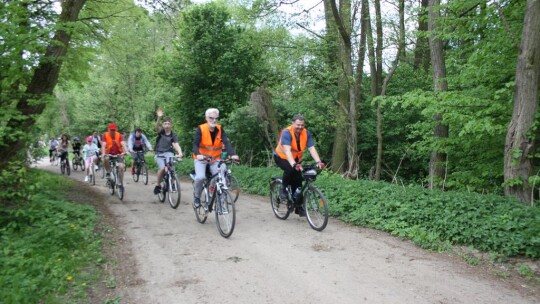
[83,136,100,182]
[128,128,153,175]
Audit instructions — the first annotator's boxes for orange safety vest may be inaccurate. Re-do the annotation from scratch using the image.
[275,125,308,162]
[193,123,223,162]
[103,131,123,154]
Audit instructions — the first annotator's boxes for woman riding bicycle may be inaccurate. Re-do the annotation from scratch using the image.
[192,108,239,208]
[57,134,71,169]
[274,114,324,217]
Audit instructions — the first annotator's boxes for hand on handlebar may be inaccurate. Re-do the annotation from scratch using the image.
[317,161,325,169]
[294,163,303,172]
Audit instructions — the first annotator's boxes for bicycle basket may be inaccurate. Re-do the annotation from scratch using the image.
[303,169,317,181]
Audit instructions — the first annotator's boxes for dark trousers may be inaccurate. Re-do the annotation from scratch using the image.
[274,154,302,195]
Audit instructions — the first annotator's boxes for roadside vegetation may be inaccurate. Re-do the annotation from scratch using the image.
[0,169,118,303]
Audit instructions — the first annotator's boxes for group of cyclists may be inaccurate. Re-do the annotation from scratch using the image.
[47,107,325,217]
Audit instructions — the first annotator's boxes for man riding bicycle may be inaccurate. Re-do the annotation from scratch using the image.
[192,108,239,208]
[274,114,324,216]
[153,108,184,195]
[101,123,128,189]
[128,128,153,175]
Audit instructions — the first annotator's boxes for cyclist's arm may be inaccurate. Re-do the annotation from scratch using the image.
[307,146,322,164]
[142,134,153,151]
[172,142,183,158]
[127,134,134,152]
[121,139,128,155]
[193,127,203,159]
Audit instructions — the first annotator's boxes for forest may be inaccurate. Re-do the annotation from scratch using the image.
[1,0,539,204]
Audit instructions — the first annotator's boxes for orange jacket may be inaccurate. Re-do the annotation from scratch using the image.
[103,132,123,154]
[193,123,222,161]
[274,125,307,162]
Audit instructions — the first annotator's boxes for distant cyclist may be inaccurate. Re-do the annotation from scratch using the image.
[56,134,71,169]
[101,123,128,187]
[48,137,59,162]
[72,136,82,159]
[128,128,153,175]
[83,136,100,182]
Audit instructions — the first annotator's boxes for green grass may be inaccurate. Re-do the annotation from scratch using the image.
[0,170,108,303]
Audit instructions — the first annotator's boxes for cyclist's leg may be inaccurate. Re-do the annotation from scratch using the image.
[274,154,294,200]
[130,152,138,174]
[103,156,111,175]
[193,159,208,204]
[154,153,168,194]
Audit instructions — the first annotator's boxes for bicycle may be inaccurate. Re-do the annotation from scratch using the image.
[270,163,329,231]
[86,155,97,186]
[225,164,240,203]
[51,150,59,166]
[59,151,70,176]
[132,150,148,185]
[104,154,124,200]
[72,151,85,171]
[156,156,182,209]
[190,158,237,238]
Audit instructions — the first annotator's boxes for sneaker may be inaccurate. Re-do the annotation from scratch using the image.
[297,207,306,217]
[105,173,110,179]
[193,197,201,208]
[153,185,161,195]
[84,176,89,182]
[95,165,99,171]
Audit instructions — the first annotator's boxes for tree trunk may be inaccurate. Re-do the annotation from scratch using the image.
[250,81,280,147]
[427,0,449,189]
[0,0,87,170]
[503,0,540,203]
[414,0,430,71]
[324,0,348,173]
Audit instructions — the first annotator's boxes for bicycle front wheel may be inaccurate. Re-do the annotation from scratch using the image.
[66,162,70,176]
[80,158,85,171]
[304,186,329,231]
[116,168,124,200]
[270,179,290,220]
[91,165,96,185]
[193,187,208,224]
[72,159,78,171]
[157,180,166,203]
[168,176,181,209]
[61,162,65,174]
[227,175,240,203]
[215,190,235,238]
[100,163,105,179]
[132,162,139,182]
[141,164,148,185]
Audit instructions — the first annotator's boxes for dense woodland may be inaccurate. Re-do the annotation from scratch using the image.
[1,0,539,204]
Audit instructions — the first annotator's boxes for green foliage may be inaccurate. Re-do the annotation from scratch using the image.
[0,162,36,206]
[161,2,265,150]
[0,170,104,303]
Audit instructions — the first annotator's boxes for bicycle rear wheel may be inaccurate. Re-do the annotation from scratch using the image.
[227,175,240,203]
[215,190,235,238]
[304,186,329,231]
[141,164,148,185]
[132,162,139,182]
[193,187,208,224]
[270,179,290,220]
[168,176,181,209]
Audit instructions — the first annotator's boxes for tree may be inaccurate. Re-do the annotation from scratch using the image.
[503,0,540,203]
[0,0,87,170]
[427,0,449,189]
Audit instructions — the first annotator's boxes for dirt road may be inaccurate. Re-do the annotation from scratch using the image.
[38,160,539,304]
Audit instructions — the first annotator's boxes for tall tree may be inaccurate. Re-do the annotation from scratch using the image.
[414,0,430,71]
[0,0,87,170]
[503,0,540,203]
[427,0,449,189]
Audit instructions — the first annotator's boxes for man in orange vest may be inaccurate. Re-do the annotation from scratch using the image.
[192,108,239,207]
[153,107,184,195]
[274,114,324,216]
[101,123,128,189]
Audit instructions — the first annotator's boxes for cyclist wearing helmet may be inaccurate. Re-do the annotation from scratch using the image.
[72,136,82,159]
[128,128,153,175]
